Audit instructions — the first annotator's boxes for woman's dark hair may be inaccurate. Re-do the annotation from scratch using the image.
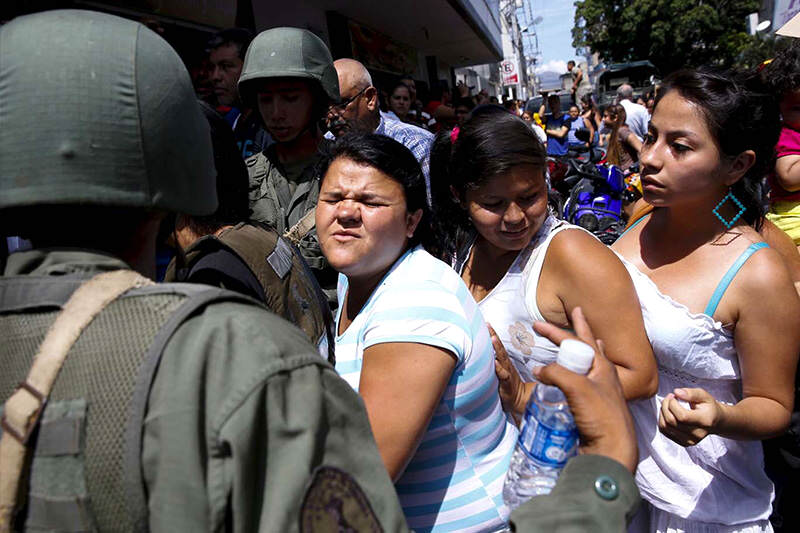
[655,69,779,230]
[428,104,546,260]
[758,40,800,99]
[316,133,431,248]
[605,104,627,167]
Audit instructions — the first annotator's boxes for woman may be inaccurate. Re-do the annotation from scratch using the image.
[580,93,601,144]
[604,104,642,170]
[387,81,412,122]
[315,133,517,532]
[428,105,657,412]
[612,69,800,531]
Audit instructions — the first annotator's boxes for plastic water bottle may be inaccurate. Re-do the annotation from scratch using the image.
[502,338,595,510]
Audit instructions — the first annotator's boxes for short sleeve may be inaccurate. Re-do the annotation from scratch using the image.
[360,285,472,364]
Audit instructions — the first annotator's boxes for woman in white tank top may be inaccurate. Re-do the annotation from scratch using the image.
[428,105,658,420]
[611,70,800,532]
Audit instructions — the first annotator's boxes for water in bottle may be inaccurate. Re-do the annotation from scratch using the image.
[502,338,594,510]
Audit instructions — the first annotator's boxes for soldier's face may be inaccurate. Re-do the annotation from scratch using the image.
[257,79,315,142]
[209,43,243,107]
[316,157,422,280]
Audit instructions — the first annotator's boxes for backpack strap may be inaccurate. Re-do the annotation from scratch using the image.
[703,242,769,318]
[0,270,152,532]
[283,208,317,245]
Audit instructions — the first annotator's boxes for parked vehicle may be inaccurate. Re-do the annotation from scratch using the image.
[595,60,659,107]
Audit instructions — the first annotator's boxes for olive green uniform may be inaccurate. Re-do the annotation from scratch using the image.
[246,145,338,302]
[0,249,408,532]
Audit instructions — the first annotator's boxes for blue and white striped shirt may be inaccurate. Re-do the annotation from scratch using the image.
[334,246,517,533]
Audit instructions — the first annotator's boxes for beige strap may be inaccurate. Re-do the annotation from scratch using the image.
[283,208,316,244]
[0,270,152,532]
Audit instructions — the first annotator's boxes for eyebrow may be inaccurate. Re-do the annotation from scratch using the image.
[648,124,700,139]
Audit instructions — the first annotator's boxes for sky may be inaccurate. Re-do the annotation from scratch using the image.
[520,0,579,75]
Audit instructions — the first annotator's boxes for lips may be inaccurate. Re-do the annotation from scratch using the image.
[640,175,662,189]
[500,227,529,239]
[332,230,360,241]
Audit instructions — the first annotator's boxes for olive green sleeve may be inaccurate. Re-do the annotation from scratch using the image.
[142,302,408,533]
[510,455,640,532]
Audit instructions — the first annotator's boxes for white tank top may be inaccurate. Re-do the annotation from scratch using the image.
[618,253,774,525]
[457,215,578,382]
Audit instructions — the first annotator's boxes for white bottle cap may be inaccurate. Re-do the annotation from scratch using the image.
[556,339,595,375]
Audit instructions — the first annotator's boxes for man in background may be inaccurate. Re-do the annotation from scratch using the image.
[207,28,269,158]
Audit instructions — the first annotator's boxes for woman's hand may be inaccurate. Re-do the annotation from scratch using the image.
[658,387,724,446]
[489,324,531,423]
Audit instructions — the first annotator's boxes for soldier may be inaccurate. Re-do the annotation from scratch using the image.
[0,10,406,532]
[166,102,334,359]
[238,28,339,303]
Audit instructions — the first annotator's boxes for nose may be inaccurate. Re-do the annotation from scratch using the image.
[503,202,525,227]
[210,65,222,82]
[638,138,660,172]
[335,199,361,225]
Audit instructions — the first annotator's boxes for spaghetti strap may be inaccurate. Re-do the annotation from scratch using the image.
[620,213,650,238]
[703,242,769,317]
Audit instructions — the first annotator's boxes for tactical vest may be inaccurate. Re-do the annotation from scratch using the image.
[170,223,335,362]
[246,149,339,305]
[0,275,254,532]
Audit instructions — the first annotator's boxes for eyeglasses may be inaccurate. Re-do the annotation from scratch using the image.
[329,86,368,112]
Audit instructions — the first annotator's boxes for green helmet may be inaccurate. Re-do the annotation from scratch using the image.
[237,27,340,108]
[0,10,217,216]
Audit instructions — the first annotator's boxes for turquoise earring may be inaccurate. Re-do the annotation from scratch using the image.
[712,189,746,229]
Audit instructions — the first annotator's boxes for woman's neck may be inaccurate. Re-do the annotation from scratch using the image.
[645,198,742,253]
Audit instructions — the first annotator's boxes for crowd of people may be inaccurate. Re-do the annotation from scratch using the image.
[3,8,800,533]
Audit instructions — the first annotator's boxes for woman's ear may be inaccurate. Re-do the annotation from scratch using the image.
[724,149,756,187]
[406,208,423,238]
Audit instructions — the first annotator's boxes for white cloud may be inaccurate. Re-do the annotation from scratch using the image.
[535,59,568,74]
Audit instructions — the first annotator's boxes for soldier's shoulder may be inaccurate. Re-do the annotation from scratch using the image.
[245,150,273,180]
[171,297,323,366]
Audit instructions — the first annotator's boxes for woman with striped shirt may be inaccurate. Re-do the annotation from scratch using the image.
[316,133,517,532]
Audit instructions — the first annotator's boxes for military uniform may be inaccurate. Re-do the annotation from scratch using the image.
[245,145,339,302]
[238,28,342,305]
[0,249,407,531]
[165,222,334,360]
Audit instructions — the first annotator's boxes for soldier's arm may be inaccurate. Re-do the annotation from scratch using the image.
[143,302,408,532]
[510,455,639,532]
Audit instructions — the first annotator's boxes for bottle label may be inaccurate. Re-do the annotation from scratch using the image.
[517,401,578,467]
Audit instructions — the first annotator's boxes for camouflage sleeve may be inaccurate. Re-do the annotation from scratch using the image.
[510,455,640,532]
[142,302,408,532]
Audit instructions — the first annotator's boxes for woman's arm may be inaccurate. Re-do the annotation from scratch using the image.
[622,129,643,153]
[583,117,595,145]
[541,229,658,400]
[659,248,800,445]
[359,342,457,481]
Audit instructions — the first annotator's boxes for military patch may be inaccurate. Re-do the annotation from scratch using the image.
[299,466,383,533]
[267,237,293,280]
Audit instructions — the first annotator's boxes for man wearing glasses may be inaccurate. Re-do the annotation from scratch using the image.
[326,59,433,202]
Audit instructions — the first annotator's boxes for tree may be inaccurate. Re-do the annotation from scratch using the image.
[573,0,761,75]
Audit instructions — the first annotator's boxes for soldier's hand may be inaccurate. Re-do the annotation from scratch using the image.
[532,307,638,473]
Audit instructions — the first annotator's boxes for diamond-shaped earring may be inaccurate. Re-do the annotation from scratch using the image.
[712,190,746,229]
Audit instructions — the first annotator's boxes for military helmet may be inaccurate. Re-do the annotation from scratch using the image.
[0,10,217,216]
[238,27,340,107]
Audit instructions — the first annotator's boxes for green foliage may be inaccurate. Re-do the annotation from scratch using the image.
[573,0,762,75]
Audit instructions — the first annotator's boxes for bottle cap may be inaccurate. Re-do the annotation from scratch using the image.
[557,339,594,375]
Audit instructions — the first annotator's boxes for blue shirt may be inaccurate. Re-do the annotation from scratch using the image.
[545,113,570,156]
[334,246,517,533]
